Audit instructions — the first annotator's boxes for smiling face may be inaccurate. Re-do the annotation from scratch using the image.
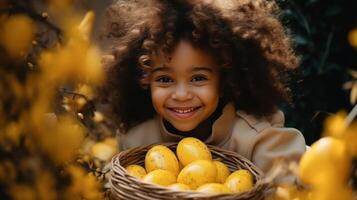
[149,40,220,131]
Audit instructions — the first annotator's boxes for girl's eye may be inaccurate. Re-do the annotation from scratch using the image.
[191,75,207,82]
[156,76,174,83]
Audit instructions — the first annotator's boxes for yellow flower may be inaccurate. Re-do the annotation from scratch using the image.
[343,122,357,157]
[48,0,74,12]
[35,11,104,86]
[38,24,104,85]
[322,111,357,157]
[90,141,117,161]
[28,92,52,133]
[348,29,357,48]
[311,185,355,200]
[269,184,312,200]
[299,137,351,186]
[39,116,85,163]
[35,171,57,200]
[0,15,35,58]
[0,160,16,183]
[78,11,95,41]
[93,111,105,123]
[65,165,102,200]
[103,137,118,150]
[83,45,104,84]
[76,83,95,100]
[10,184,36,200]
[4,122,22,146]
[323,112,347,138]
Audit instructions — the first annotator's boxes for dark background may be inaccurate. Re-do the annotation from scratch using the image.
[87,0,357,145]
[277,0,357,144]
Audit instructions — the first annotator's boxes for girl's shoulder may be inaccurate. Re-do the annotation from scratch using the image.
[235,109,285,133]
[231,108,305,151]
[231,108,306,174]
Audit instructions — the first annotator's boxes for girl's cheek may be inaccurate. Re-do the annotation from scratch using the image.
[150,88,165,113]
[151,87,170,102]
[195,84,219,97]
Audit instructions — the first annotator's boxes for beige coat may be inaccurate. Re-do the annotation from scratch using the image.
[119,103,306,176]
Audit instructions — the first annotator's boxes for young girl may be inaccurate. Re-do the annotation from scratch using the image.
[103,0,306,178]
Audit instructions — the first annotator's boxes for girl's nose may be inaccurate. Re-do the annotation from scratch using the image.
[171,84,193,101]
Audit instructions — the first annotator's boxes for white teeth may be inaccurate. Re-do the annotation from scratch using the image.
[172,107,196,113]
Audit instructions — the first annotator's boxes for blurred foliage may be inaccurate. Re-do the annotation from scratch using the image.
[255,1,357,199]
[0,0,117,199]
[268,107,357,200]
[277,0,357,144]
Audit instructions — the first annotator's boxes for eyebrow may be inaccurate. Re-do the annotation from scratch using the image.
[191,66,213,73]
[151,65,213,74]
[151,66,171,74]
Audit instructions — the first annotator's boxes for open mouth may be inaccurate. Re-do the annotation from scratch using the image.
[169,107,200,113]
[166,106,201,119]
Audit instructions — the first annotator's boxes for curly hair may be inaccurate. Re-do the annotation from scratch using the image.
[102,0,300,133]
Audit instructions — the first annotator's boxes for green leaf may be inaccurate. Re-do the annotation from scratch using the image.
[324,5,343,17]
[294,35,309,45]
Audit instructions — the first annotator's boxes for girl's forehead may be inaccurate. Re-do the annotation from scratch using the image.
[151,40,218,71]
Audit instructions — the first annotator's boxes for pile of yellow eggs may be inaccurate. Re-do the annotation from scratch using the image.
[125,137,254,194]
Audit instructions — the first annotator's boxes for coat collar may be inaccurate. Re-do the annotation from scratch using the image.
[157,102,237,146]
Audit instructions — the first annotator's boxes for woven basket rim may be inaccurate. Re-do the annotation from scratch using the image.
[110,142,272,200]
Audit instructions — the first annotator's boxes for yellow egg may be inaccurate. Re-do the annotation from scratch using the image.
[231,169,253,180]
[125,165,147,179]
[196,183,232,194]
[299,137,351,186]
[145,145,179,176]
[177,160,217,189]
[178,162,184,171]
[176,137,212,166]
[142,169,176,186]
[224,169,254,193]
[213,161,231,183]
[0,15,35,58]
[168,183,191,191]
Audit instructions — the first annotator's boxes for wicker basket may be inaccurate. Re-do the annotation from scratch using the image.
[110,143,271,200]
